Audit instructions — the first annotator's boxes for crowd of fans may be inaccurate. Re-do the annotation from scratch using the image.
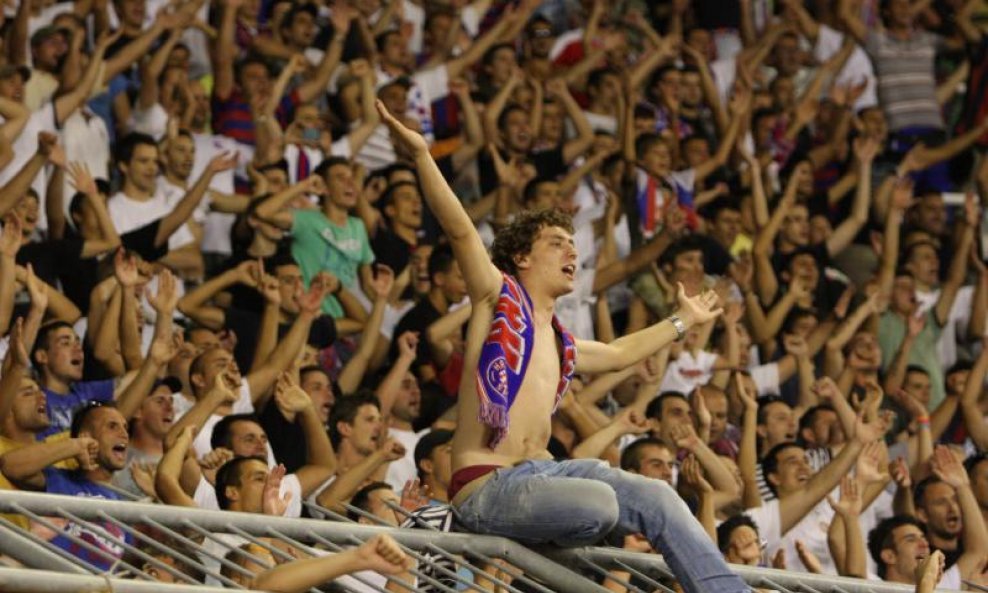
[0,0,985,590]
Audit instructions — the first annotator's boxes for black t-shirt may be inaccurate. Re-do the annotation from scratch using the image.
[120,220,169,263]
[17,236,90,311]
[391,297,442,369]
[478,146,568,195]
[371,228,415,277]
[225,307,337,371]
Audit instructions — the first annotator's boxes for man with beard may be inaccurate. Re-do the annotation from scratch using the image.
[378,352,426,491]
[914,448,988,574]
[1,402,132,570]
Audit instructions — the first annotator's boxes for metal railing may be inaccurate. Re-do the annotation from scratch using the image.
[0,490,960,593]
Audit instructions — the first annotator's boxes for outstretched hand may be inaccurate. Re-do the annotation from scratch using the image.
[674,283,723,327]
[377,99,429,157]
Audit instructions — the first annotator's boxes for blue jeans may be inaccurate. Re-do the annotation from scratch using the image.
[455,459,750,593]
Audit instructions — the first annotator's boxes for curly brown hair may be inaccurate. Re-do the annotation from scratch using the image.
[490,208,574,276]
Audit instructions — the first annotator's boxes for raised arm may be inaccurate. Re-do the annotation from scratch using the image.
[959,344,988,450]
[778,417,880,535]
[933,195,976,325]
[154,426,198,508]
[245,281,326,406]
[826,137,875,257]
[155,153,237,246]
[575,284,722,374]
[212,0,241,101]
[0,437,97,491]
[250,535,411,593]
[271,375,336,497]
[177,262,256,329]
[378,100,502,301]
[837,0,868,45]
[295,11,351,105]
[931,445,988,581]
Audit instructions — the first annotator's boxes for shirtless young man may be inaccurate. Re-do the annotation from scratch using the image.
[378,101,750,593]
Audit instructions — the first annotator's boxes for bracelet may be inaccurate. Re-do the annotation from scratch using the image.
[916,415,930,427]
[667,314,686,341]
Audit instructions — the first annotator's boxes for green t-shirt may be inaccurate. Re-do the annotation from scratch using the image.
[290,209,374,317]
[878,310,944,410]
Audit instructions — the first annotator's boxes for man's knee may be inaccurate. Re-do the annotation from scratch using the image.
[555,482,619,545]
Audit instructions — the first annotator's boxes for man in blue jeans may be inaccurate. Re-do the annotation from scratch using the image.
[379,101,750,593]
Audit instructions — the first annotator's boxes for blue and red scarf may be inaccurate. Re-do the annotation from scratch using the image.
[475,274,577,448]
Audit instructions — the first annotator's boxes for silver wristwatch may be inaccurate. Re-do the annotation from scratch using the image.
[667,314,686,341]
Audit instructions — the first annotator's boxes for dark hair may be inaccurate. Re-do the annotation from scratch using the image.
[70,401,116,438]
[964,452,988,475]
[482,42,515,67]
[375,30,402,52]
[328,391,380,448]
[868,515,926,578]
[313,156,351,180]
[781,307,818,335]
[797,404,835,446]
[235,54,274,82]
[659,235,707,268]
[115,132,158,165]
[381,162,417,182]
[620,437,671,472]
[904,364,930,378]
[348,481,393,521]
[414,429,454,479]
[380,181,420,217]
[913,475,947,509]
[210,414,262,451]
[496,104,528,132]
[756,394,792,425]
[428,244,456,280]
[716,514,759,554]
[215,456,266,511]
[522,177,557,205]
[760,441,803,496]
[634,132,666,160]
[644,392,688,421]
[587,67,619,91]
[31,320,76,369]
[280,2,317,31]
[946,360,973,377]
[490,208,573,276]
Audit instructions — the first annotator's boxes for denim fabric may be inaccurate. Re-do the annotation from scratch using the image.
[455,459,750,593]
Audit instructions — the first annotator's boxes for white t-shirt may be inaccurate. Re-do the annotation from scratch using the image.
[60,109,111,220]
[915,285,976,369]
[745,498,838,575]
[384,427,428,492]
[866,564,961,590]
[660,350,720,394]
[375,64,449,144]
[750,362,781,396]
[814,25,878,110]
[108,188,197,251]
[192,133,242,255]
[0,104,57,231]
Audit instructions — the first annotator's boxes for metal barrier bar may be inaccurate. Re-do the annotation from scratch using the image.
[313,498,527,593]
[7,501,149,580]
[547,546,959,593]
[0,517,94,574]
[140,517,247,589]
[0,566,238,593]
[3,490,956,593]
